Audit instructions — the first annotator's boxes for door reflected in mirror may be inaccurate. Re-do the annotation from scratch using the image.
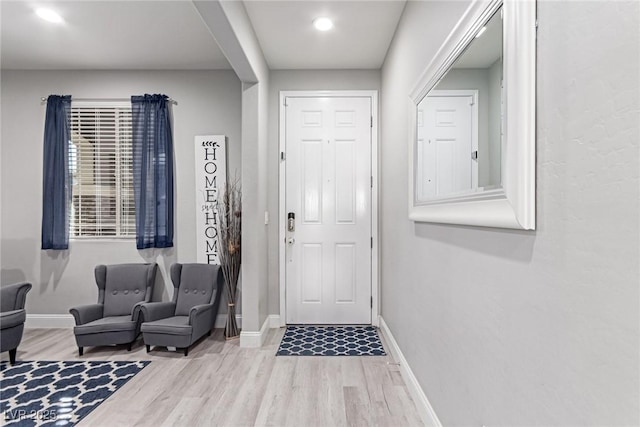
[416,7,503,202]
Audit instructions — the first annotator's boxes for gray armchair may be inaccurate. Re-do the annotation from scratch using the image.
[141,263,222,356]
[70,263,157,356]
[1,282,32,364]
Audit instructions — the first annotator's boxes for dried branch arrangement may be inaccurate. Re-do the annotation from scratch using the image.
[216,177,241,339]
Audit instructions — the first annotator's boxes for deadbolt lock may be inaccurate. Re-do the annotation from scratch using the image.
[288,212,295,232]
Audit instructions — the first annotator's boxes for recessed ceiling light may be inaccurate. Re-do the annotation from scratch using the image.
[475,26,487,38]
[36,8,63,24]
[313,17,333,31]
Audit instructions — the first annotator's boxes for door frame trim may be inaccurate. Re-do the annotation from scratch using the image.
[278,90,379,327]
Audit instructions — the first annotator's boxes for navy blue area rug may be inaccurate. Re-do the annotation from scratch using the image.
[277,325,386,356]
[1,360,150,427]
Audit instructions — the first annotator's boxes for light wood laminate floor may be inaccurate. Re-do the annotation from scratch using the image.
[3,327,424,427]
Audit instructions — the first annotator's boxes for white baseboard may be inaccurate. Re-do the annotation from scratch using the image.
[268,314,281,328]
[26,312,279,347]
[239,314,280,348]
[214,314,242,328]
[26,314,75,328]
[26,313,241,329]
[379,316,442,427]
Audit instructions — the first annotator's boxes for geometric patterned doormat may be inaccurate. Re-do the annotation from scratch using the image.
[276,325,386,356]
[1,360,150,426]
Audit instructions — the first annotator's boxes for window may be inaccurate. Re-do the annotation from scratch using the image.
[69,103,135,237]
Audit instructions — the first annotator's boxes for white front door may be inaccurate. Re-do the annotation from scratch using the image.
[284,96,372,324]
[417,91,477,199]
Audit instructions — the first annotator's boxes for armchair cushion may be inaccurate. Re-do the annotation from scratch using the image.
[74,315,136,335]
[69,304,104,326]
[0,283,31,361]
[141,263,221,354]
[189,304,213,325]
[103,264,155,317]
[174,264,219,316]
[69,263,156,351]
[1,282,32,312]
[140,302,176,323]
[131,301,146,324]
[0,309,26,330]
[141,316,192,336]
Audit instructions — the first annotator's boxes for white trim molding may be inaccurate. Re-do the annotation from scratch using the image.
[268,314,282,328]
[26,314,245,329]
[215,314,242,329]
[239,314,280,348]
[408,0,536,230]
[278,90,380,327]
[379,316,442,427]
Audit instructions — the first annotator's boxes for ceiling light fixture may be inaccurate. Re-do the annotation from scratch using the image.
[313,17,333,31]
[475,26,487,38]
[36,8,63,24]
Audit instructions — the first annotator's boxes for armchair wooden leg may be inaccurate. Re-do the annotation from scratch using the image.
[207,330,212,337]
[183,347,189,357]
[146,345,151,353]
[78,347,84,357]
[127,342,132,352]
[9,349,17,365]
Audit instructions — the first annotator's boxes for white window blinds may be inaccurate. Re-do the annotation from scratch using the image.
[69,104,136,237]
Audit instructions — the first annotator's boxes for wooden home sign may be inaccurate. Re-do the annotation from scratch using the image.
[194,135,227,264]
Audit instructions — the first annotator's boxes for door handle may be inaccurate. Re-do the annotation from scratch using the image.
[288,212,295,232]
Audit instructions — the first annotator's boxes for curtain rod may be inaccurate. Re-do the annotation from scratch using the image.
[40,96,177,104]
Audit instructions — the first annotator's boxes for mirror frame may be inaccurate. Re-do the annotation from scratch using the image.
[408,0,536,230]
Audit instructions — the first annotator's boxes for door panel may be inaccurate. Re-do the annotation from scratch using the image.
[335,243,356,303]
[335,139,356,223]
[301,244,322,303]
[285,96,372,324]
[436,138,455,195]
[302,140,322,223]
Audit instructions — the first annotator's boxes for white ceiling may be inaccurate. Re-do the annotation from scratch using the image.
[1,0,407,71]
[243,0,406,70]
[0,1,231,70]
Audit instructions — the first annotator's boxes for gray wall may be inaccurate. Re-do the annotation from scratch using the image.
[267,70,381,315]
[380,1,639,426]
[1,70,242,314]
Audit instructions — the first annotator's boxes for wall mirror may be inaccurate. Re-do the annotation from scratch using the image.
[409,0,536,229]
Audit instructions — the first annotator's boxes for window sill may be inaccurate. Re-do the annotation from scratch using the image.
[70,237,135,243]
